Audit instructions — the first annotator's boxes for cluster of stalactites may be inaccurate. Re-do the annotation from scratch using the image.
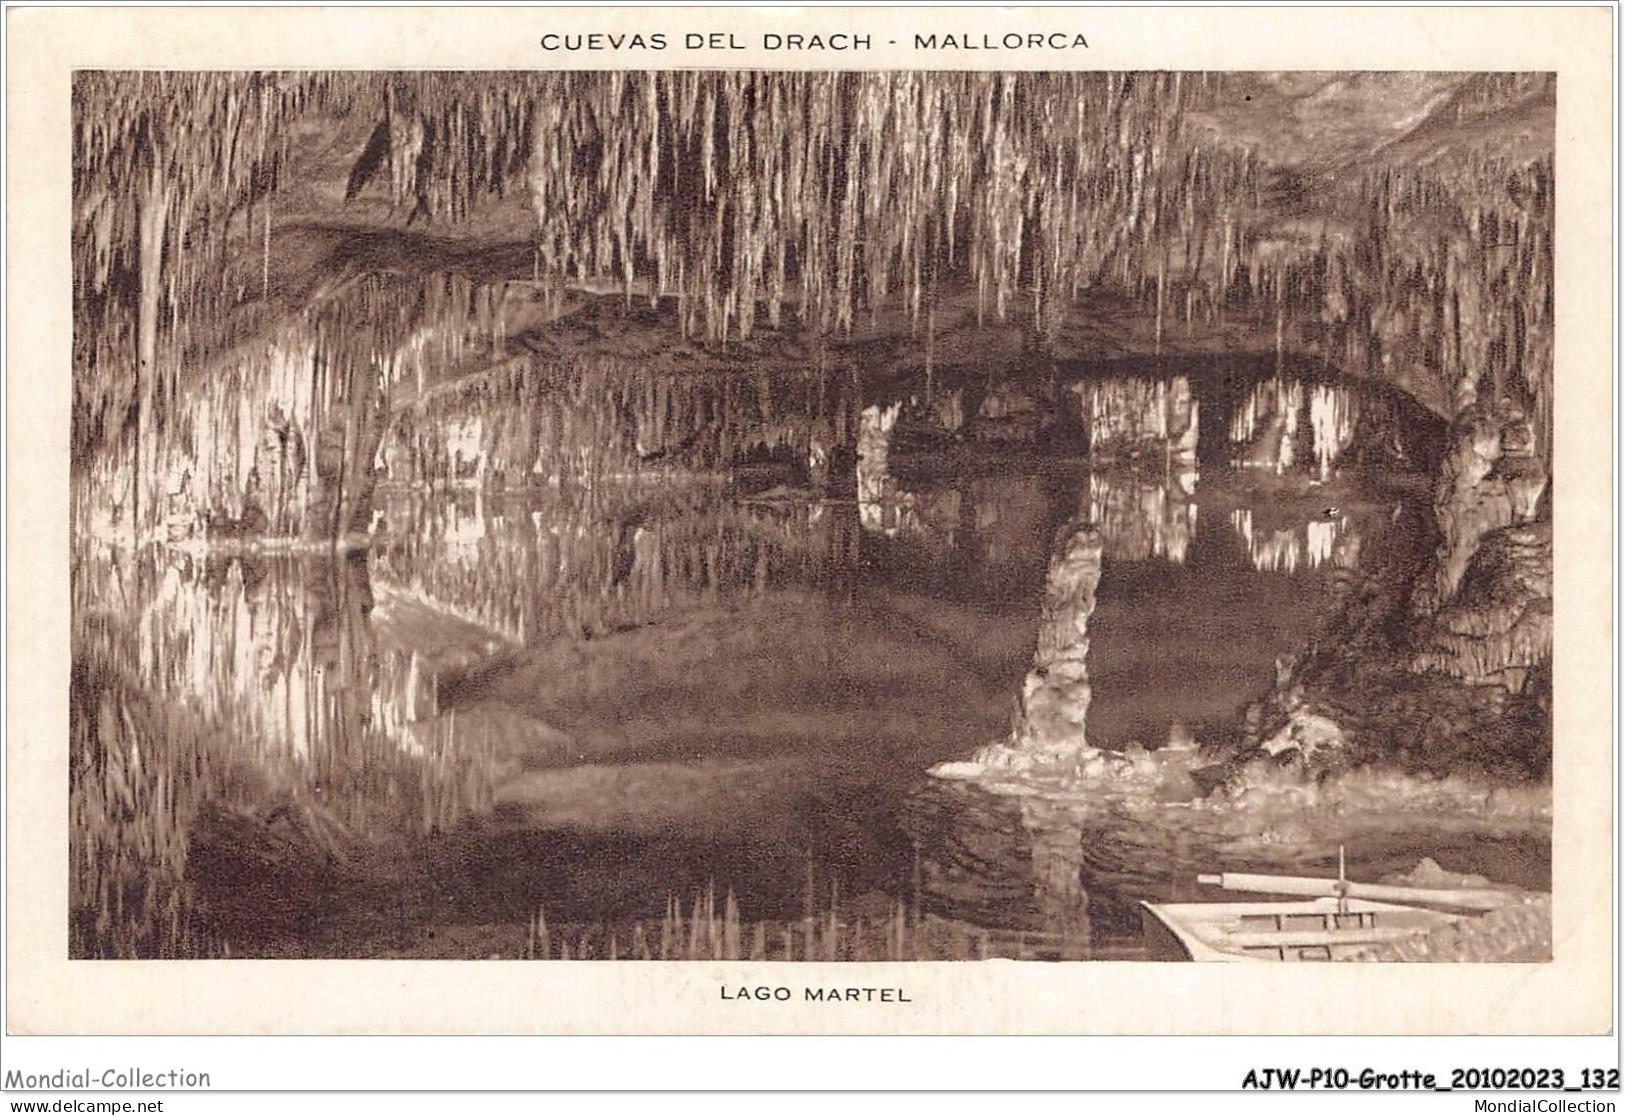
[383,354,840,488]
[519,73,1552,463]
[525,71,1218,346]
[71,73,384,451]
[372,489,820,646]
[70,71,541,458]
[72,71,1556,478]
[377,74,543,222]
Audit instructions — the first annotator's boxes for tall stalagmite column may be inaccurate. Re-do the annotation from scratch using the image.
[1007,518,1105,761]
[935,514,1104,777]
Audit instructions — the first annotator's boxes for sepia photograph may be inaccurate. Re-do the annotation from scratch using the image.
[66,65,1559,967]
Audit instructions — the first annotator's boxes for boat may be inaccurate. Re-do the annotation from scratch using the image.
[1140,894,1467,962]
[1139,853,1520,962]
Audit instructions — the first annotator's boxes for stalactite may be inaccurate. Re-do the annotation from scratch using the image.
[75,71,1555,544]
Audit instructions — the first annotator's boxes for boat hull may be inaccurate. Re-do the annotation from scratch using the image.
[1140,897,1464,962]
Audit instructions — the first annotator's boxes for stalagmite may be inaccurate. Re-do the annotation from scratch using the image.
[934,517,1104,778]
[1007,519,1103,760]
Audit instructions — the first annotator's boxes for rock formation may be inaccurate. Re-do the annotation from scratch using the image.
[936,518,1104,775]
[1008,520,1105,759]
[1415,401,1549,616]
[1017,798,1092,937]
[1230,393,1551,780]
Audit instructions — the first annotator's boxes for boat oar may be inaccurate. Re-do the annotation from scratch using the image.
[1194,872,1518,912]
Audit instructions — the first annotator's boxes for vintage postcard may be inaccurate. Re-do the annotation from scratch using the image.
[4,4,1614,1040]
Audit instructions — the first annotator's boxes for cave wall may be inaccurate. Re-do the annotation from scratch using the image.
[1238,393,1552,778]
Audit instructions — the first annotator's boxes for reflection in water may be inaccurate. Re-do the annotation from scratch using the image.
[1231,377,1360,480]
[373,486,826,644]
[72,360,1433,957]
[71,481,830,955]
[1230,507,1355,574]
[1073,376,1199,464]
[80,263,860,549]
[1088,472,1198,564]
[1231,376,1301,473]
[857,402,906,536]
[383,360,842,490]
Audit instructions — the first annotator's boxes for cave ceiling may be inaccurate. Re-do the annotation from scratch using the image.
[72,71,1554,452]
